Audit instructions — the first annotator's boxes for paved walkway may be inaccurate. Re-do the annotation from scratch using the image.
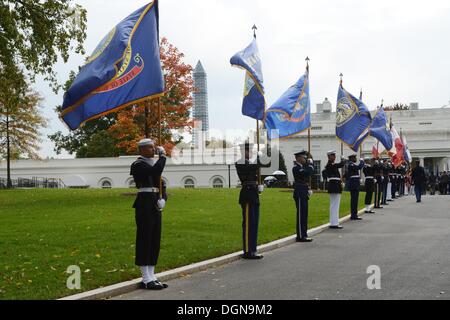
[113,195,450,300]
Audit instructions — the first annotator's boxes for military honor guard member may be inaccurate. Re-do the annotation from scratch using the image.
[381,159,390,205]
[293,150,315,241]
[235,142,268,260]
[324,150,345,229]
[386,160,394,202]
[347,154,365,220]
[363,157,376,213]
[373,159,383,209]
[130,139,168,290]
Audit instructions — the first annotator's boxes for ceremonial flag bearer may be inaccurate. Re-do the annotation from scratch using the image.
[363,157,376,213]
[130,139,168,290]
[235,142,268,259]
[324,150,346,229]
[347,154,365,220]
[293,150,315,241]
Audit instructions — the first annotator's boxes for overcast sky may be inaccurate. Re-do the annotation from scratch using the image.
[35,0,450,158]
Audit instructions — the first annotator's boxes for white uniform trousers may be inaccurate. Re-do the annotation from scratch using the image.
[329,193,341,226]
[387,182,392,200]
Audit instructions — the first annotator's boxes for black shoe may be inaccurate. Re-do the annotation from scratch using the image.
[374,206,383,209]
[242,253,263,260]
[297,237,313,242]
[155,280,168,288]
[350,217,363,220]
[365,210,375,214]
[140,281,166,290]
[329,225,343,229]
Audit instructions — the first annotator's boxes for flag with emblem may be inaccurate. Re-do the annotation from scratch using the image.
[264,71,311,139]
[230,38,265,120]
[335,85,372,151]
[61,1,164,130]
[369,107,393,151]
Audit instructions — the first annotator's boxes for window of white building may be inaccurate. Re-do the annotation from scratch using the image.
[212,177,224,189]
[101,180,112,189]
[184,178,195,189]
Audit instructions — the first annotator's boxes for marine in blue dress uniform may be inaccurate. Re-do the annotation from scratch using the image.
[292,150,315,242]
[347,154,365,220]
[235,142,269,260]
[130,139,168,290]
[363,157,376,213]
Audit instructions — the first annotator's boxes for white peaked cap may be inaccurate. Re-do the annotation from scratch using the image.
[138,139,155,147]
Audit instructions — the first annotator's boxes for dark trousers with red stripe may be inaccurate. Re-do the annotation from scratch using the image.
[241,202,260,255]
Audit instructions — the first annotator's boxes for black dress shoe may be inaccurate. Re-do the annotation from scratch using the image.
[297,238,313,242]
[365,211,375,214]
[329,225,343,229]
[374,206,383,209]
[350,217,363,220]
[242,253,263,260]
[155,280,168,288]
[140,281,165,290]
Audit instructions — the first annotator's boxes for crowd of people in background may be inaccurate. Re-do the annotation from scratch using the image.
[411,170,450,196]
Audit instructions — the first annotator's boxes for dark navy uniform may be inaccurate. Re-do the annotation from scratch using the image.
[130,156,167,267]
[373,161,383,208]
[347,157,365,219]
[381,162,389,205]
[363,161,375,212]
[292,155,314,240]
[235,153,268,258]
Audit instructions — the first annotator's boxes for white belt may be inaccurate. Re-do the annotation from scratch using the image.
[328,178,341,181]
[350,176,360,178]
[139,187,160,193]
[365,176,374,179]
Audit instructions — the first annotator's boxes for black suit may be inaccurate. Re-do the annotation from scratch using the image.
[412,165,426,202]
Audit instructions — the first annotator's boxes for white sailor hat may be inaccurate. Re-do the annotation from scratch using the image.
[294,149,308,157]
[138,139,155,147]
[327,150,337,156]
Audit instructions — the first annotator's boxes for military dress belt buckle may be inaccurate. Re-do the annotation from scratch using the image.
[139,187,160,193]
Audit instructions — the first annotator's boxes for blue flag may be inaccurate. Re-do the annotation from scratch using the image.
[230,39,265,120]
[264,72,311,139]
[336,85,372,151]
[369,107,393,151]
[61,1,164,130]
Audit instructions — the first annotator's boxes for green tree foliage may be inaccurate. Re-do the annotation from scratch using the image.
[0,0,87,91]
[0,64,47,160]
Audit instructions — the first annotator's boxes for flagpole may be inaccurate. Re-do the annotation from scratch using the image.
[306,57,312,187]
[252,24,262,186]
[339,73,344,159]
[158,97,163,199]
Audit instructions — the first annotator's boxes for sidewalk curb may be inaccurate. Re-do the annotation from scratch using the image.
[59,206,372,300]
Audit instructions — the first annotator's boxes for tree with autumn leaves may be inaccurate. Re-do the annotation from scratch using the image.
[108,37,194,156]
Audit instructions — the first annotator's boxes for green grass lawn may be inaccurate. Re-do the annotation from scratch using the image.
[0,188,365,300]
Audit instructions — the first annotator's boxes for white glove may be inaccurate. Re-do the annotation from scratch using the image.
[258,185,264,193]
[374,179,377,183]
[308,158,314,165]
[360,158,365,162]
[157,146,166,157]
[308,189,313,197]
[257,151,263,158]
[157,199,166,210]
